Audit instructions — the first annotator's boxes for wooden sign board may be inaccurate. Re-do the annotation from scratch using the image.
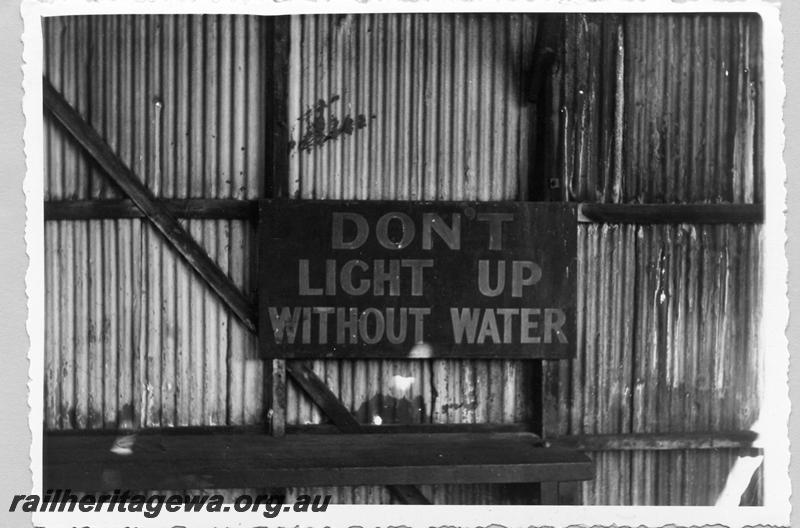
[258,200,577,359]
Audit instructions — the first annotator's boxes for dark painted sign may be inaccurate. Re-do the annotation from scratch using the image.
[258,200,577,359]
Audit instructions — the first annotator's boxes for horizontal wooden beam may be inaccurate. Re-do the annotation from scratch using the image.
[578,203,764,224]
[43,422,536,438]
[44,426,753,451]
[43,79,257,333]
[45,199,765,225]
[550,430,758,451]
[287,422,538,435]
[45,431,593,491]
[45,199,257,221]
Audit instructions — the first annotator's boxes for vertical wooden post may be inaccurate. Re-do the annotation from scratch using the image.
[266,16,291,200]
[266,359,286,437]
[539,482,559,505]
[528,14,570,505]
[537,14,625,505]
[532,13,584,506]
[529,14,564,203]
[263,15,291,437]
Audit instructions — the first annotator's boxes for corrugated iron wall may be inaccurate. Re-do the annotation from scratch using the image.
[42,13,536,504]
[287,13,536,201]
[43,12,763,505]
[44,14,267,430]
[541,14,763,505]
[549,222,763,505]
[285,13,538,504]
[285,12,540,424]
[620,15,762,204]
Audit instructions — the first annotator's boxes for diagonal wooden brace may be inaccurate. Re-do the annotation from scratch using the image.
[44,78,430,504]
[286,362,431,504]
[43,78,257,333]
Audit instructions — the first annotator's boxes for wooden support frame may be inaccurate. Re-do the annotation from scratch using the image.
[265,16,291,200]
[43,79,258,333]
[44,425,756,452]
[549,430,759,451]
[289,422,538,435]
[45,432,594,491]
[45,198,257,220]
[45,198,766,225]
[577,202,764,224]
[261,15,291,442]
[42,39,434,501]
[285,362,361,432]
[284,362,431,503]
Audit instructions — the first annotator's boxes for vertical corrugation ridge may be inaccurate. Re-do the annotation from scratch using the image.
[288,14,534,200]
[545,13,762,505]
[284,13,539,503]
[569,222,760,505]
[621,14,760,203]
[43,14,268,433]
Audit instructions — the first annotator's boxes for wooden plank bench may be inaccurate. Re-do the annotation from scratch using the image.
[44,431,593,491]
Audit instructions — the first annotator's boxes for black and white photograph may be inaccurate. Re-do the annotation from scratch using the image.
[20,0,790,525]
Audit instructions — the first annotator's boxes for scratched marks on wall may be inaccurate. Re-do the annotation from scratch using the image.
[290,95,375,152]
[288,13,538,201]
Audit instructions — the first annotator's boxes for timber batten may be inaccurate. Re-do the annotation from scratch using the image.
[44,432,594,490]
[44,199,258,220]
[45,199,765,224]
[577,203,764,224]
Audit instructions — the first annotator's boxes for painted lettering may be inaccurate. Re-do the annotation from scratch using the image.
[376,212,415,249]
[332,212,369,249]
[422,213,461,250]
[336,307,360,344]
[385,307,408,344]
[450,308,481,344]
[340,260,370,296]
[511,260,542,297]
[520,308,541,344]
[476,212,514,250]
[268,307,302,344]
[478,260,505,297]
[476,308,501,344]
[298,259,322,296]
[544,308,568,343]
[401,259,434,296]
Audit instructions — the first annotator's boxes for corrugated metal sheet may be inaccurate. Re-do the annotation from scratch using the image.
[544,223,762,505]
[285,12,538,424]
[287,13,537,201]
[285,13,538,503]
[548,14,761,204]
[44,15,267,430]
[542,14,763,505]
[620,14,762,204]
[43,13,537,504]
[43,12,764,505]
